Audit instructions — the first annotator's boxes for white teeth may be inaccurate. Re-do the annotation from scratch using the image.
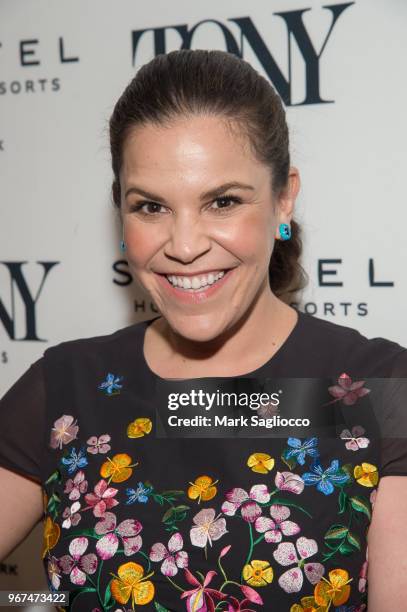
[166,270,225,290]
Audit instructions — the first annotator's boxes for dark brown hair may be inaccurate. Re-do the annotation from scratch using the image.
[109,49,308,301]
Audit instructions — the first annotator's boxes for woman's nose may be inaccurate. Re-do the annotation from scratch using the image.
[163,211,212,263]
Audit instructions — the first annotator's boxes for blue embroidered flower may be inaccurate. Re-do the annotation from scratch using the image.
[301,459,350,495]
[125,482,153,505]
[283,437,320,465]
[61,446,88,474]
[98,373,124,396]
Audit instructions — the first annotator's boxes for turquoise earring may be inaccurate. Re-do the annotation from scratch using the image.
[279,223,291,241]
[120,239,126,252]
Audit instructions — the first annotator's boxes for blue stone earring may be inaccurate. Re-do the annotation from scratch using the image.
[279,223,291,241]
[120,239,126,252]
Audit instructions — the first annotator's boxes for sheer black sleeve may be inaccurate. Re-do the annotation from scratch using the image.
[380,349,407,477]
[0,358,45,484]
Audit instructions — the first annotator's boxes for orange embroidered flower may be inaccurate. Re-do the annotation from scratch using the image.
[242,560,273,587]
[188,475,219,503]
[127,418,152,438]
[247,452,275,474]
[100,453,138,484]
[42,516,60,559]
[110,561,154,608]
[314,568,352,608]
[354,462,378,487]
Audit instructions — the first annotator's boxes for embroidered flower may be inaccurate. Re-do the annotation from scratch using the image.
[254,504,300,543]
[86,434,111,454]
[149,532,189,576]
[125,482,153,505]
[327,373,370,406]
[84,479,119,517]
[275,471,305,494]
[127,418,152,438]
[190,508,227,548]
[59,537,98,585]
[273,537,324,593]
[64,470,88,500]
[61,446,88,475]
[110,561,155,607]
[98,373,124,396]
[50,415,79,450]
[42,517,60,559]
[340,426,370,451]
[314,568,352,608]
[94,511,143,559]
[302,460,350,495]
[222,484,270,522]
[47,555,61,590]
[283,437,320,466]
[188,475,219,503]
[100,453,138,484]
[61,501,82,529]
[247,452,275,474]
[353,462,378,487]
[242,560,273,587]
[180,569,227,611]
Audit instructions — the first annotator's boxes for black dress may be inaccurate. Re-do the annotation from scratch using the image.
[1,310,407,612]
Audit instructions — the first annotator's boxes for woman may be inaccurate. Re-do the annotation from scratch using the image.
[1,49,406,611]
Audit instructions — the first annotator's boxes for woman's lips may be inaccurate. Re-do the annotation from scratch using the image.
[155,268,234,304]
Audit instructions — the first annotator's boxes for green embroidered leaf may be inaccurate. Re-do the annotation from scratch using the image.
[62,528,96,539]
[324,524,349,540]
[280,450,297,470]
[341,463,354,479]
[347,531,361,551]
[338,489,349,514]
[154,603,170,612]
[45,469,62,485]
[338,540,355,555]
[350,495,371,520]
[161,490,184,496]
[103,580,113,607]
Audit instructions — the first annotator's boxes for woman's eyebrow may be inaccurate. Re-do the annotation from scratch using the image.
[124,181,255,203]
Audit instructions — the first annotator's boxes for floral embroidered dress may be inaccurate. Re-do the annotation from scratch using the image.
[1,310,407,612]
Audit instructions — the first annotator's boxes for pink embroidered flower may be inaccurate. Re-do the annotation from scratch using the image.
[190,508,227,548]
[180,569,227,611]
[358,546,369,593]
[47,555,61,589]
[327,373,370,406]
[222,484,270,522]
[84,479,119,517]
[50,415,79,449]
[340,425,370,451]
[94,511,142,560]
[273,537,324,593]
[275,471,305,494]
[61,501,81,529]
[149,532,189,576]
[86,434,111,454]
[59,537,98,585]
[254,504,300,543]
[64,470,88,501]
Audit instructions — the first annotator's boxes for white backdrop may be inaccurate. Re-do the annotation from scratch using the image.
[1,0,406,604]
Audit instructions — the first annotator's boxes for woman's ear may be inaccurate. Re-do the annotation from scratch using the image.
[279,166,301,223]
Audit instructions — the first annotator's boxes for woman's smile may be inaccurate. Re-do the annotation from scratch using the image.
[154,267,236,304]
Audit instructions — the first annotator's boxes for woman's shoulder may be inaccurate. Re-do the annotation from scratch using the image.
[298,311,407,376]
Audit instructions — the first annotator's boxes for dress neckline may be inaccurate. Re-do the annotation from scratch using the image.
[138,308,306,380]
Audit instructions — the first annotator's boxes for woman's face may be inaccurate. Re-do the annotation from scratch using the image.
[119,114,299,341]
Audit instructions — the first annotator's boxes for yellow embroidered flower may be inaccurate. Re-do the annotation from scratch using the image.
[100,453,138,484]
[314,568,352,608]
[242,559,273,587]
[188,475,219,503]
[110,561,154,608]
[127,418,152,438]
[42,516,60,559]
[290,595,326,611]
[247,452,275,474]
[354,462,378,487]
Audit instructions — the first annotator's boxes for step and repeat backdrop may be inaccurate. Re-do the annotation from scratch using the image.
[1,0,406,608]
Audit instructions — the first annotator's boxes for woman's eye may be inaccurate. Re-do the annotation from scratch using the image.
[129,201,165,215]
[210,196,242,212]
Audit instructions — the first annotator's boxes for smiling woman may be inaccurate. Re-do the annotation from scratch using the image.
[0,49,407,612]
